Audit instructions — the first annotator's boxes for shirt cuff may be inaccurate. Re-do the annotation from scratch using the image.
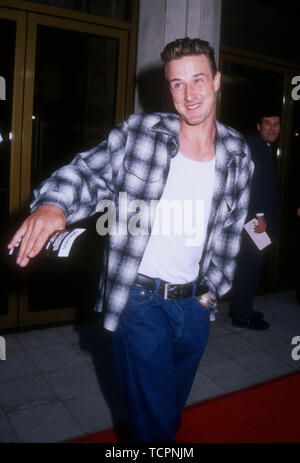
[256,213,265,216]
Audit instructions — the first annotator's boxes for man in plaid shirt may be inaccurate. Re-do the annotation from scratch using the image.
[9,38,253,442]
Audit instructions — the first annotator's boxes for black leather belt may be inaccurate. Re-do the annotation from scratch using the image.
[135,273,208,300]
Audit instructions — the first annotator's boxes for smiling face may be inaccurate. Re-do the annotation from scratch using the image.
[165,54,221,129]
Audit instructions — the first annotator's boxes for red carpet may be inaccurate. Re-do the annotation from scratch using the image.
[67,370,300,443]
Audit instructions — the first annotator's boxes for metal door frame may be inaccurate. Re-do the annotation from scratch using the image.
[0,2,137,330]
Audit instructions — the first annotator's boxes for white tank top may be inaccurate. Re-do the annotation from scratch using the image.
[138,151,215,283]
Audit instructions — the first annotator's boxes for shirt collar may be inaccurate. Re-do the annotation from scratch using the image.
[150,115,247,165]
[151,113,181,136]
[215,120,248,167]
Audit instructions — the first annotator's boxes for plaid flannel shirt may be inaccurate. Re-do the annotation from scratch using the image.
[31,112,254,331]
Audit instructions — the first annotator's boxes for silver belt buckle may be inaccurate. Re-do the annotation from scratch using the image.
[164,283,171,300]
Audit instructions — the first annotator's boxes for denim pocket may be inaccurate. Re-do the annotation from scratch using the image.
[128,284,154,307]
[193,296,211,312]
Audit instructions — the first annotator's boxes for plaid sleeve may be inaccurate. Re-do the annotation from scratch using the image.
[30,120,129,225]
[204,145,254,300]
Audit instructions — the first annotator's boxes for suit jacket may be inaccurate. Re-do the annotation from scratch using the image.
[246,133,280,239]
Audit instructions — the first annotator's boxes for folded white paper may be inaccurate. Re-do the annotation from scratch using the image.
[243,218,272,250]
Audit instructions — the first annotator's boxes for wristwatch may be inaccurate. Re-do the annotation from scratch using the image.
[198,295,217,310]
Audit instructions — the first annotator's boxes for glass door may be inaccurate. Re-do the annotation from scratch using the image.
[0,7,130,330]
[218,49,300,293]
[278,71,300,289]
[19,13,128,327]
[0,8,26,330]
[22,13,127,207]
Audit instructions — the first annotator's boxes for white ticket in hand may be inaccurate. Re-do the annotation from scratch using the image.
[243,218,272,250]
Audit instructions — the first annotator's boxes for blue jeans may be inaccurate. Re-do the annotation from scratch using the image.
[112,284,210,442]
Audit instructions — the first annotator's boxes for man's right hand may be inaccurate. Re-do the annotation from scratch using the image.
[8,204,66,267]
[254,215,267,234]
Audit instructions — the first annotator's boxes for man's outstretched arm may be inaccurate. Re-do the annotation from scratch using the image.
[7,118,130,267]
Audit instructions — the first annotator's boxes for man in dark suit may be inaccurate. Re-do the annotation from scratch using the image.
[229,110,280,330]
